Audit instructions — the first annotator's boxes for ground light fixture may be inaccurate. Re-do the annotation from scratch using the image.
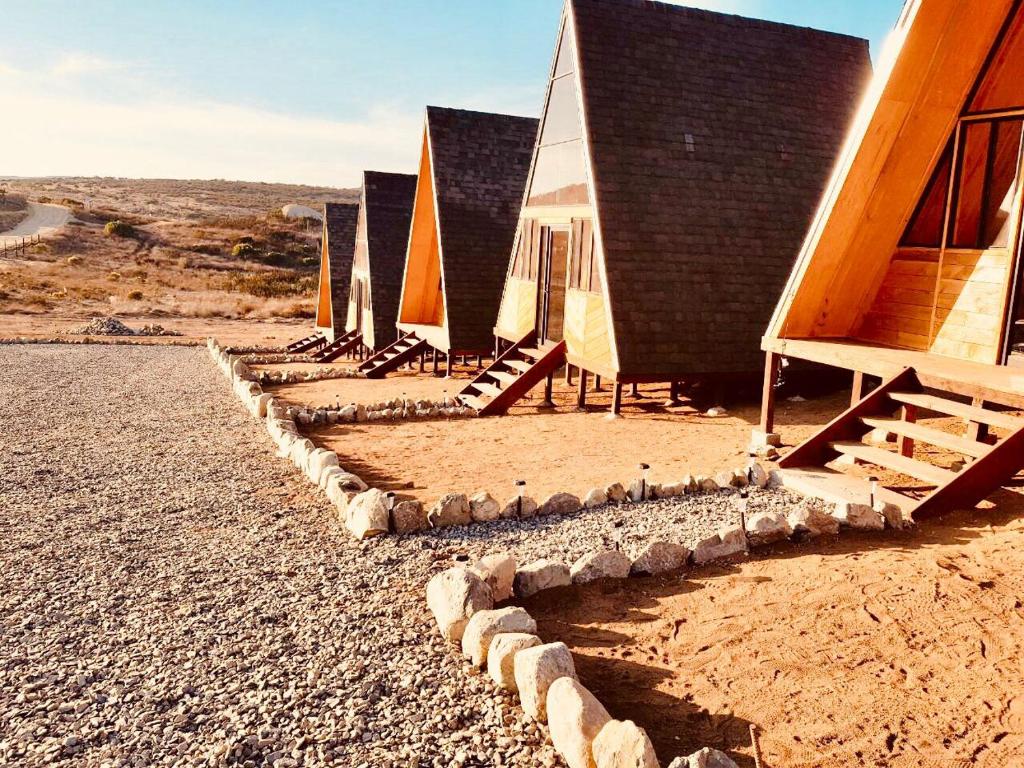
[515,479,526,517]
[638,463,650,501]
[386,491,396,513]
[869,476,879,509]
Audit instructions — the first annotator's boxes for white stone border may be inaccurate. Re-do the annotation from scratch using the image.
[424,491,914,768]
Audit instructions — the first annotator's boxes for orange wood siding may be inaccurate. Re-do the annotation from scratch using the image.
[399,132,445,327]
[314,232,333,332]
[856,247,1011,363]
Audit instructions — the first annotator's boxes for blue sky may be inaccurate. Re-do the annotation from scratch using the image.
[1,0,905,187]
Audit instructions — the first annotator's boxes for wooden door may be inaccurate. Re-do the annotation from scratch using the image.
[537,226,570,344]
[354,279,364,334]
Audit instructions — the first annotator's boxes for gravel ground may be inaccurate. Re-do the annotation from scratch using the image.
[0,345,796,768]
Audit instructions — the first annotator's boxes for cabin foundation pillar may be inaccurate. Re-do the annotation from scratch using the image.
[759,352,781,435]
[566,364,574,386]
[594,375,602,392]
[666,381,682,407]
[431,347,439,375]
[967,397,990,442]
[851,370,868,406]
[899,404,918,458]
[540,373,555,409]
[611,383,623,416]
[630,383,640,398]
[576,369,589,411]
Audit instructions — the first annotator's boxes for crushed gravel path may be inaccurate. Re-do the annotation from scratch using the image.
[0,345,794,768]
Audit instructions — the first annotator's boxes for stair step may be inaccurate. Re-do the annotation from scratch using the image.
[861,417,992,459]
[829,441,958,486]
[777,467,916,515]
[519,347,545,361]
[460,394,488,411]
[491,371,519,386]
[889,392,1024,431]
[476,383,503,399]
[506,359,533,373]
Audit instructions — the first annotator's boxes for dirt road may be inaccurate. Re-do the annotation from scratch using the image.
[0,202,73,245]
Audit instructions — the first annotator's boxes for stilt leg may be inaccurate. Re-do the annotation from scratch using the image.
[759,352,781,434]
[612,383,623,416]
[630,383,640,398]
[594,375,602,392]
[967,397,990,442]
[541,373,555,408]
[577,369,588,411]
[899,404,917,458]
[851,370,867,407]
[566,364,574,386]
[432,347,439,376]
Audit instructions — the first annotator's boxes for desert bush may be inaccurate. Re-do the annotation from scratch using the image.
[222,271,314,298]
[37,196,52,204]
[280,302,315,319]
[236,235,255,245]
[231,242,257,259]
[177,256,191,269]
[104,220,136,238]
[127,290,144,300]
[108,271,121,282]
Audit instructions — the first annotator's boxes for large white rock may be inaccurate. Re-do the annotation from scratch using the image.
[307,449,340,485]
[628,478,654,502]
[487,632,542,691]
[514,642,577,721]
[288,438,314,468]
[747,462,770,489]
[254,393,274,418]
[539,492,582,517]
[584,488,609,508]
[470,553,517,602]
[605,483,628,503]
[692,524,747,565]
[787,499,839,538]
[548,677,612,768]
[514,559,571,598]
[333,472,368,492]
[390,500,428,535]
[344,489,390,540]
[428,493,471,528]
[744,510,792,547]
[318,465,345,491]
[425,567,494,642]
[833,501,885,531]
[461,607,537,666]
[592,719,659,768]
[630,541,691,576]
[469,491,501,523]
[570,550,631,585]
[501,495,538,519]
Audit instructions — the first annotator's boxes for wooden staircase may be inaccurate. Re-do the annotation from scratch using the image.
[458,335,567,416]
[287,332,327,353]
[310,329,363,364]
[357,333,429,379]
[778,368,1024,520]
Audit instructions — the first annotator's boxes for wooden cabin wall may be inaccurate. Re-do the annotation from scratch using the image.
[399,133,446,327]
[768,0,1014,341]
[496,277,537,339]
[564,289,613,367]
[315,233,333,332]
[856,247,1011,363]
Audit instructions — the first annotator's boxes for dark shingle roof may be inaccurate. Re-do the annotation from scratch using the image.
[572,0,872,376]
[427,106,539,352]
[362,171,417,349]
[323,202,359,334]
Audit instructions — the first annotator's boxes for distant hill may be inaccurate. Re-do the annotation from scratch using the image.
[0,177,359,222]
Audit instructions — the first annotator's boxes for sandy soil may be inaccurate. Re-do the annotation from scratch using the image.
[285,375,846,506]
[0,202,73,245]
[521,500,1024,768]
[0,313,308,348]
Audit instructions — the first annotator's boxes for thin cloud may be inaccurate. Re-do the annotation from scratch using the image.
[50,52,126,77]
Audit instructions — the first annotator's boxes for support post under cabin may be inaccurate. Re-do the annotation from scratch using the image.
[577,369,589,411]
[759,352,781,435]
[851,370,867,407]
[611,382,623,415]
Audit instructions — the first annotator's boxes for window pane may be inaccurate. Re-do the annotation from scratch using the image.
[553,23,574,79]
[983,119,1023,248]
[970,14,1024,112]
[539,74,583,147]
[951,122,992,248]
[527,141,589,206]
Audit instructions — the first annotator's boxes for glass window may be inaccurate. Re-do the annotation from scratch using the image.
[950,119,1023,249]
[970,15,1024,112]
[539,75,582,147]
[527,141,589,207]
[553,23,574,79]
[902,144,953,247]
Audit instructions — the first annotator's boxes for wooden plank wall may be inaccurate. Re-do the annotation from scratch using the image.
[495,278,538,338]
[564,289,613,367]
[856,246,1010,363]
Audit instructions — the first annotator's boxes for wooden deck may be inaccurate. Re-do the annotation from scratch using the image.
[764,337,1024,409]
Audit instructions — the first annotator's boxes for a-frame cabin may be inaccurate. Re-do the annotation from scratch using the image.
[464,0,872,416]
[313,171,417,364]
[287,202,358,354]
[358,107,538,379]
[762,0,1024,520]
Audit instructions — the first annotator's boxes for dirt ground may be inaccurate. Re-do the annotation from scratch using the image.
[0,313,309,348]
[520,499,1024,768]
[274,370,846,506]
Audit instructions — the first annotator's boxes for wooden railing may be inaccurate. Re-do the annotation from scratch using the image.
[1,234,42,258]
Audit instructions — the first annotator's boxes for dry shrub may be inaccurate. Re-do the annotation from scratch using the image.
[279,302,315,319]
[222,271,314,298]
[67,255,83,266]
[108,272,121,282]
[127,290,144,301]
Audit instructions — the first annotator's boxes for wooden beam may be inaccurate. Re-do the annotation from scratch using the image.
[899,403,918,458]
[611,383,623,415]
[851,370,868,407]
[967,396,990,441]
[577,368,589,410]
[760,352,781,434]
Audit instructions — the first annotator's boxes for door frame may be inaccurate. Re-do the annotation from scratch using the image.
[536,223,571,344]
